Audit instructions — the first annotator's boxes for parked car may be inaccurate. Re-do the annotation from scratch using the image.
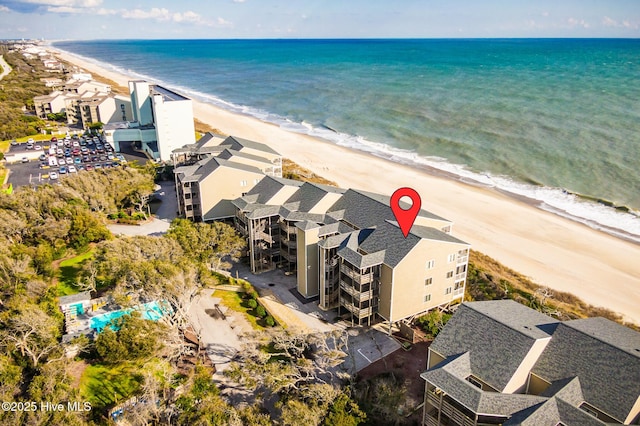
[68,165,77,173]
[94,164,102,170]
[34,145,42,151]
[85,164,94,171]
[65,158,74,165]
[74,157,82,165]
[50,137,58,143]
[26,142,34,150]
[21,157,28,163]
[49,172,58,180]
[39,154,46,161]
[10,140,18,146]
[59,166,67,174]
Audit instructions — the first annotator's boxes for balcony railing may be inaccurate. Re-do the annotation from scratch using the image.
[279,249,296,263]
[455,273,466,282]
[340,280,374,303]
[280,221,296,233]
[340,264,373,284]
[457,255,469,264]
[326,257,339,267]
[340,299,374,319]
[255,231,274,244]
[454,288,464,296]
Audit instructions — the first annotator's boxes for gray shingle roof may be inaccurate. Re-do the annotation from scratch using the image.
[531,319,640,423]
[175,156,263,183]
[244,176,303,204]
[505,397,607,426]
[430,301,558,391]
[421,353,547,417]
[216,148,273,165]
[283,182,346,213]
[222,135,280,155]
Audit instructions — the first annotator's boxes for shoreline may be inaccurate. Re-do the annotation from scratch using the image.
[51,47,640,325]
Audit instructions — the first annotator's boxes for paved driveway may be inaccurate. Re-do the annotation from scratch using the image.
[108,180,177,236]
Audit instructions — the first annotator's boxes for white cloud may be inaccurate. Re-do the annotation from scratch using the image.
[0,5,10,12]
[233,0,246,3]
[567,17,589,29]
[602,16,639,30]
[122,7,171,21]
[47,5,83,13]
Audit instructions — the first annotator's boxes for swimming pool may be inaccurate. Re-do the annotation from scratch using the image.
[90,301,171,332]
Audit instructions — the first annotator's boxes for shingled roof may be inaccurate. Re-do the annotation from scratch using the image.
[430,301,558,391]
[531,318,640,423]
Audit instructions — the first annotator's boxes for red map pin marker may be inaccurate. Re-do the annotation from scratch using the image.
[390,187,422,238]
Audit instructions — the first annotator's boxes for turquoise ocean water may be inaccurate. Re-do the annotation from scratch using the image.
[53,39,640,242]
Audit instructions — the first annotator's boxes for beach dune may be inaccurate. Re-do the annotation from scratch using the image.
[53,49,640,325]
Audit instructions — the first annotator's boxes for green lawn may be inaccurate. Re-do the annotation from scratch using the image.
[213,290,266,330]
[0,132,69,148]
[0,140,9,153]
[79,362,143,409]
[57,249,95,296]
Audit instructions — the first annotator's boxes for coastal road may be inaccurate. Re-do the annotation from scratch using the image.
[0,55,12,80]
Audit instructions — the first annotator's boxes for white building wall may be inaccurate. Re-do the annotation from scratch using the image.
[152,94,195,161]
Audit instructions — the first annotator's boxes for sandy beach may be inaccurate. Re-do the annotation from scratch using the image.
[53,49,640,325]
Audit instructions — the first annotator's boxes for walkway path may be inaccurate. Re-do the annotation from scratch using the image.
[0,55,12,81]
[107,180,177,236]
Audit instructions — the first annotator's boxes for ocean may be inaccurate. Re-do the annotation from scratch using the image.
[52,39,640,242]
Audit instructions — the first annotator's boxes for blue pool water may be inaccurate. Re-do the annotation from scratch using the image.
[90,301,170,332]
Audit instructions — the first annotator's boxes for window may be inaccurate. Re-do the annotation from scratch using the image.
[254,178,260,184]
[446,271,454,279]
[454,282,464,290]
[448,253,456,263]
[240,180,248,187]
[186,205,193,211]
[185,193,191,199]
[426,259,435,269]
[424,294,431,302]
[425,278,433,286]
[445,287,452,295]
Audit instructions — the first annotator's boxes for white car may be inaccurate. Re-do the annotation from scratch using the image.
[49,172,58,180]
[65,158,74,165]
[34,145,42,151]
[68,165,77,173]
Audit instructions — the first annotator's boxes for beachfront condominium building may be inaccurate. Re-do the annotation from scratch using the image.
[65,93,132,128]
[104,80,196,162]
[232,176,470,327]
[421,300,640,426]
[173,134,283,222]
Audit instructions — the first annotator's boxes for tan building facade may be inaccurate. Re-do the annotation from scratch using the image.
[232,177,470,327]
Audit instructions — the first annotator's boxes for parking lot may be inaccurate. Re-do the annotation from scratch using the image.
[4,136,150,187]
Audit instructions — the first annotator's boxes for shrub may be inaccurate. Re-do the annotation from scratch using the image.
[255,305,266,318]
[246,299,258,309]
[264,316,275,327]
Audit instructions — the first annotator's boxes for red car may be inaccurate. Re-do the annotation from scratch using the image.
[50,137,58,142]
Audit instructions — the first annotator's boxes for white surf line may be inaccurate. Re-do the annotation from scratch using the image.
[357,348,373,364]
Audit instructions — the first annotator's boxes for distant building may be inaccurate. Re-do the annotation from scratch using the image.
[33,90,68,118]
[104,80,195,161]
[232,176,470,327]
[173,134,283,221]
[421,300,640,425]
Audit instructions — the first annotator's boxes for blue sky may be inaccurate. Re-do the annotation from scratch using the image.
[0,0,638,39]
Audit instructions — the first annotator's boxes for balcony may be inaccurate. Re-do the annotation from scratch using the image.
[280,237,296,248]
[457,254,469,265]
[280,248,297,263]
[255,230,274,244]
[341,300,374,319]
[454,288,464,297]
[455,273,466,282]
[340,264,373,284]
[325,257,339,268]
[280,221,296,234]
[340,280,374,303]
[426,392,475,426]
